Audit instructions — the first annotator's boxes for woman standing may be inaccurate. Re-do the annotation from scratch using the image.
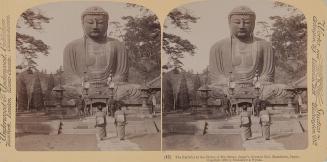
[239,103,252,141]
[114,105,127,140]
[95,104,107,141]
[259,101,271,140]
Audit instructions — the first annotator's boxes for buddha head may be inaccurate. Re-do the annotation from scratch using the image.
[228,6,256,40]
[81,6,109,40]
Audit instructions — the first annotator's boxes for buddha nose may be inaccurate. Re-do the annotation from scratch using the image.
[240,21,245,28]
[92,22,99,29]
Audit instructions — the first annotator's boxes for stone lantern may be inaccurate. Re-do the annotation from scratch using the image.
[284,86,297,115]
[138,81,152,118]
[52,85,65,107]
[196,84,212,114]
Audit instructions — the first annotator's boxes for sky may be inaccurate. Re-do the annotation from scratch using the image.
[162,0,300,73]
[16,0,303,74]
[16,1,148,73]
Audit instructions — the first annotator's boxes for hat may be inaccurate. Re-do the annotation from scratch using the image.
[228,6,256,21]
[81,6,109,20]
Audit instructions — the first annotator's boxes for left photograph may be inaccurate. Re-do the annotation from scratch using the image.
[15,2,161,151]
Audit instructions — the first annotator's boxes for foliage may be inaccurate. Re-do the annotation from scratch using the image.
[256,2,307,83]
[47,73,55,91]
[109,4,161,83]
[192,73,201,101]
[162,74,174,112]
[271,14,306,82]
[17,76,28,111]
[31,73,44,110]
[122,14,161,66]
[177,75,190,110]
[45,73,55,100]
[16,8,52,69]
[163,8,199,70]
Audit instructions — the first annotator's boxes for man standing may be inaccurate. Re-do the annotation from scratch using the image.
[76,95,85,119]
[253,96,261,116]
[221,94,231,120]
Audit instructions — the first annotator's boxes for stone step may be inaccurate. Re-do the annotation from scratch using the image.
[16,121,60,135]
[60,119,160,135]
[16,117,50,122]
[61,129,96,134]
[206,128,240,134]
[16,112,47,116]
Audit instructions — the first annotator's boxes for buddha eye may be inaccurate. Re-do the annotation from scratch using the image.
[232,21,241,24]
[87,20,94,24]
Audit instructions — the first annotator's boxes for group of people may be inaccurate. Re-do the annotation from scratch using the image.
[239,101,271,141]
[220,94,272,141]
[94,103,127,141]
[75,96,127,141]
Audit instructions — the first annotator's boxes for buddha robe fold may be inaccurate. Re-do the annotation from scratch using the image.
[209,37,275,85]
[63,37,128,85]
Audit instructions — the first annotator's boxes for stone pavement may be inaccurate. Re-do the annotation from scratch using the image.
[242,133,285,150]
[61,116,158,151]
[96,131,141,151]
[96,135,141,151]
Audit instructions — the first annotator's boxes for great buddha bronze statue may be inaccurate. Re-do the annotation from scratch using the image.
[63,6,128,86]
[207,6,283,101]
[62,7,138,100]
[209,6,275,86]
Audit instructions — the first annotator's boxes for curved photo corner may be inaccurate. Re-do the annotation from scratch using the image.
[15,1,161,151]
[162,0,308,151]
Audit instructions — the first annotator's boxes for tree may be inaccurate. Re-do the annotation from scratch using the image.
[255,2,306,83]
[16,8,52,69]
[270,14,306,82]
[192,73,201,102]
[31,73,44,111]
[162,74,174,112]
[163,8,199,70]
[17,76,28,111]
[122,14,161,82]
[177,75,190,111]
[109,4,161,83]
[45,73,55,100]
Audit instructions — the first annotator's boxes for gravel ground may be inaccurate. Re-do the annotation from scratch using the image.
[163,134,244,151]
[16,134,98,151]
[16,133,161,151]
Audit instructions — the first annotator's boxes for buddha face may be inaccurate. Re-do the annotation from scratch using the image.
[83,15,108,39]
[229,14,255,39]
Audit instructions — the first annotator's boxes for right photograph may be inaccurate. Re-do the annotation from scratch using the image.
[162,0,307,150]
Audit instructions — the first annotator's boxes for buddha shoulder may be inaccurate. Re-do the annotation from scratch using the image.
[106,37,125,47]
[64,38,85,51]
[210,38,231,51]
[253,37,273,47]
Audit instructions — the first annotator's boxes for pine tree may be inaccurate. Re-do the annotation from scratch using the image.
[46,73,55,100]
[177,75,190,111]
[193,73,201,103]
[163,74,174,112]
[31,73,44,111]
[17,76,28,111]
